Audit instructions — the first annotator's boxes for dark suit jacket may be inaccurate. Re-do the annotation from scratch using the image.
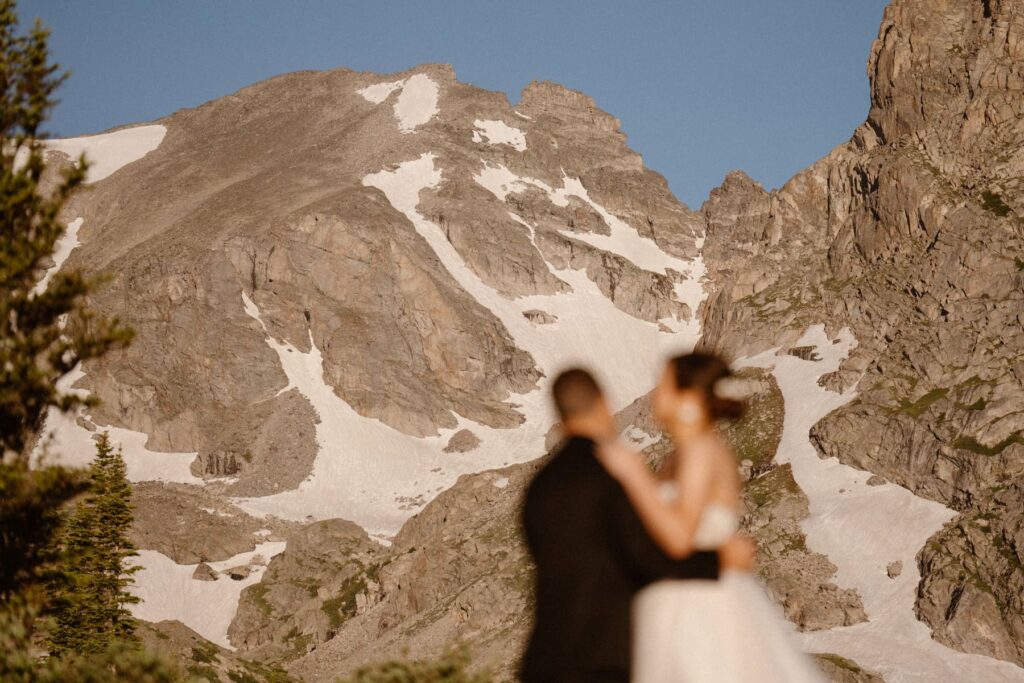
[519,435,719,683]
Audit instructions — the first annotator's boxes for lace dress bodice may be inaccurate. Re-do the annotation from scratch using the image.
[656,481,738,549]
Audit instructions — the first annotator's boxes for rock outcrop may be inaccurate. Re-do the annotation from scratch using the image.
[815,654,885,683]
[130,482,296,564]
[139,620,296,682]
[280,463,533,682]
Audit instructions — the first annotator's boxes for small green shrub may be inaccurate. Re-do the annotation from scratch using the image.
[896,388,948,417]
[721,369,785,473]
[816,652,864,673]
[981,190,1011,217]
[36,640,183,682]
[227,669,261,683]
[961,398,987,411]
[191,641,220,664]
[187,663,221,682]
[952,432,1024,456]
[336,646,490,683]
[321,567,375,629]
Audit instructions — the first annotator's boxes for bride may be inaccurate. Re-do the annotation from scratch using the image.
[597,352,824,683]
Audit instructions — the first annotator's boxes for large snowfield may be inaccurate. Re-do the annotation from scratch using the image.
[29,77,1024,676]
[128,542,287,649]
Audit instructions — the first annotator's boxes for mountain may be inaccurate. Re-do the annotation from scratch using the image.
[28,0,1024,681]
[36,63,704,536]
[33,58,707,676]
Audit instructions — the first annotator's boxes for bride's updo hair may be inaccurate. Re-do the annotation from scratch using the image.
[668,351,746,422]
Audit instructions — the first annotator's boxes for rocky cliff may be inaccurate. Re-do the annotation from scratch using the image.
[699,0,1024,668]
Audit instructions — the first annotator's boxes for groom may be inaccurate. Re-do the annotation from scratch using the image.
[519,368,722,683]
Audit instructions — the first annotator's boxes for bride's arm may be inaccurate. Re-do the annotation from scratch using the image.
[599,440,713,559]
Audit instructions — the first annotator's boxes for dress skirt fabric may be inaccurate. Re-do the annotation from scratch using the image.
[632,570,825,683]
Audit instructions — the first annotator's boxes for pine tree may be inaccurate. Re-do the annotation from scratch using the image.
[48,431,140,655]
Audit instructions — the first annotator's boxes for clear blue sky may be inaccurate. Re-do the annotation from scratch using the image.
[23,0,889,209]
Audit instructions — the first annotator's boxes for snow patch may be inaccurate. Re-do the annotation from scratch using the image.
[394,74,440,132]
[623,426,660,451]
[364,154,701,397]
[493,477,509,489]
[551,176,693,276]
[472,119,526,151]
[31,365,203,485]
[235,291,478,534]
[473,164,536,201]
[32,216,83,296]
[670,234,706,317]
[356,80,403,103]
[45,125,166,184]
[358,75,439,133]
[739,325,1024,682]
[128,541,286,649]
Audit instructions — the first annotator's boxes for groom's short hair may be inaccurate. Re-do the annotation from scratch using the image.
[552,368,602,418]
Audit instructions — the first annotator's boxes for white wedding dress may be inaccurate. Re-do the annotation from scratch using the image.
[632,483,825,683]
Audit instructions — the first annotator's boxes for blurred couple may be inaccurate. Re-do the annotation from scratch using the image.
[520,352,824,683]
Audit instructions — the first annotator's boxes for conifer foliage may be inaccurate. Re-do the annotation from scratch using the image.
[48,432,140,655]
[0,0,132,463]
[0,0,93,608]
[0,1,177,679]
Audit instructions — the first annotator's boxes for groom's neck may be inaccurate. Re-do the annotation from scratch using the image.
[563,416,614,443]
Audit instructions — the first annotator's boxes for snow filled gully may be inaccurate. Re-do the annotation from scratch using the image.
[128,542,287,650]
[740,325,1024,682]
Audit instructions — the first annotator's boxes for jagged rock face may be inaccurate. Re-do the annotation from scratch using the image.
[283,463,534,683]
[129,482,297,564]
[228,519,385,662]
[699,0,1024,666]
[916,481,1024,666]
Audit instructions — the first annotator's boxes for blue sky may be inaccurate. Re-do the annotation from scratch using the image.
[24,0,889,208]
